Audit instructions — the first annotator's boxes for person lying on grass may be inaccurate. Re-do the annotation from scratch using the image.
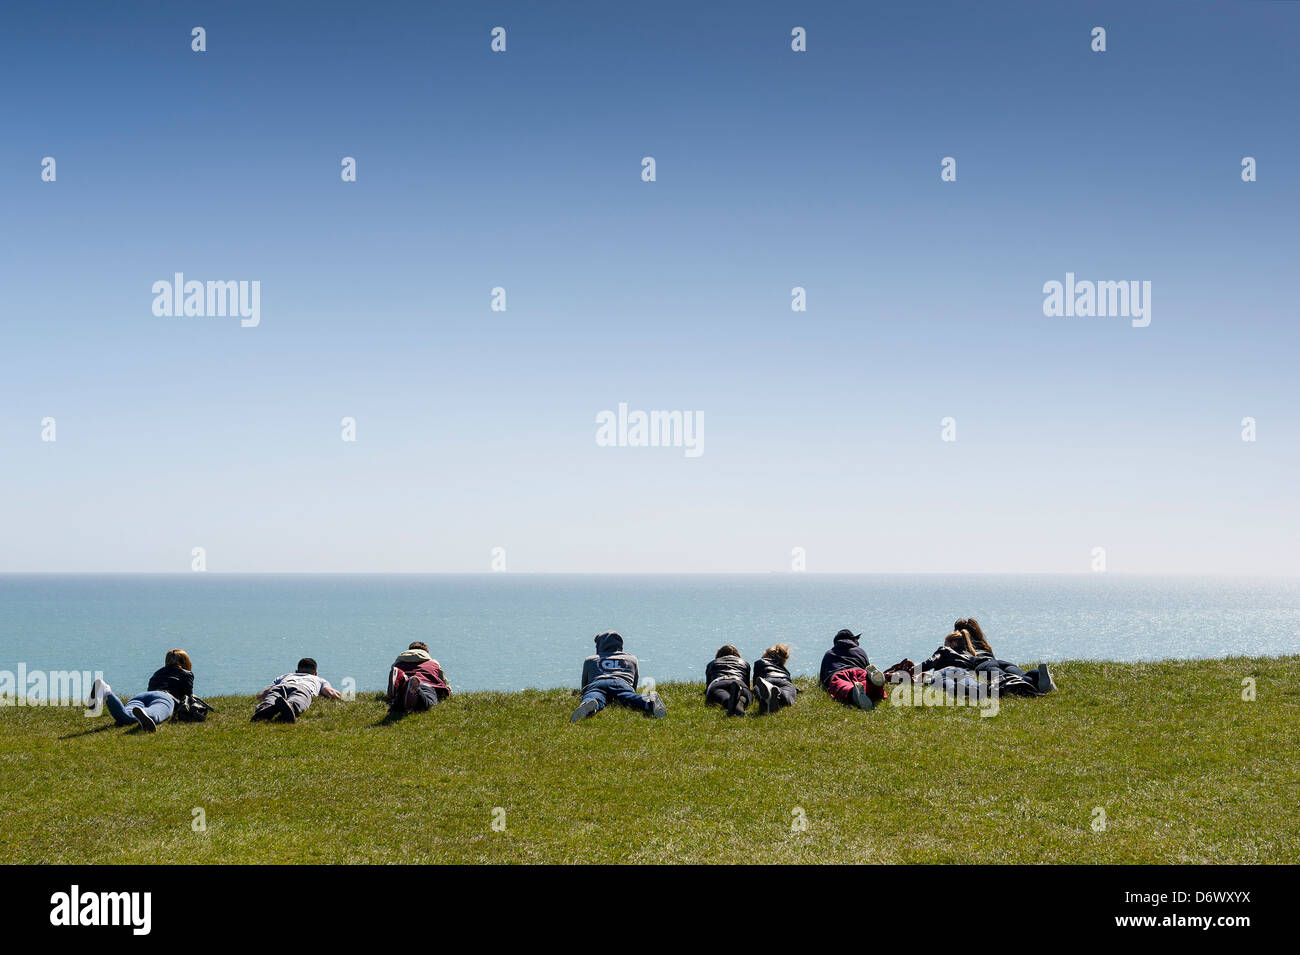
[819,629,887,710]
[570,630,666,721]
[86,648,194,733]
[251,657,342,723]
[959,617,1056,695]
[752,643,797,714]
[704,644,751,716]
[884,621,1055,697]
[387,641,451,714]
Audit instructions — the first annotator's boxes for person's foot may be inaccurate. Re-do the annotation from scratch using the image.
[849,683,874,711]
[1036,663,1057,694]
[646,692,667,718]
[132,706,157,732]
[864,665,885,687]
[570,699,600,722]
[250,704,274,722]
[387,666,401,705]
[405,676,424,711]
[727,683,745,716]
[756,678,774,714]
[87,677,110,709]
[274,698,296,723]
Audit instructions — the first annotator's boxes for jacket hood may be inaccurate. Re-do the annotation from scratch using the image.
[396,648,431,664]
[594,631,624,654]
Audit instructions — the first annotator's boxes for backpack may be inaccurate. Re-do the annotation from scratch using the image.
[174,694,215,722]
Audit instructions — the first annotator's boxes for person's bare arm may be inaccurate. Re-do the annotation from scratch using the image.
[320,685,342,700]
[255,686,271,701]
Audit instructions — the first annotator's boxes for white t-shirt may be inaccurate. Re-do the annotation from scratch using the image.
[272,672,333,698]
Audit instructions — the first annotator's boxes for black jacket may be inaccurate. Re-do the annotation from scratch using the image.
[920,644,977,672]
[704,654,750,688]
[147,665,194,702]
[819,635,870,687]
[753,657,795,692]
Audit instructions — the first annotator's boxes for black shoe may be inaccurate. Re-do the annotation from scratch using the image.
[570,699,599,722]
[727,683,745,716]
[251,705,275,722]
[849,683,874,711]
[1036,663,1057,694]
[274,698,296,723]
[132,706,157,732]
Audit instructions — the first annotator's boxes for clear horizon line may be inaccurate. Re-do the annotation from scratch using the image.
[0,571,1295,579]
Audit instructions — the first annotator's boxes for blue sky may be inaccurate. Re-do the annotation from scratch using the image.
[1,1,1297,573]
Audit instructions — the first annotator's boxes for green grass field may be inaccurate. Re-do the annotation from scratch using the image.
[2,658,1296,864]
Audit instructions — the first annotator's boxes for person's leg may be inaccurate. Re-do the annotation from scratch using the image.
[775,683,797,709]
[285,687,312,719]
[827,669,858,703]
[608,680,653,712]
[732,685,752,715]
[102,690,136,726]
[705,684,731,708]
[419,681,440,709]
[387,667,404,709]
[570,681,610,720]
[141,690,175,726]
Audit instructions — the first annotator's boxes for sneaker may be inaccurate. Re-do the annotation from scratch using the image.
[132,706,157,732]
[274,698,297,723]
[570,699,600,722]
[646,692,667,719]
[849,683,874,711]
[87,677,110,709]
[1036,663,1057,694]
[404,676,424,711]
[728,683,747,716]
[250,704,275,722]
[387,666,402,705]
[756,678,775,714]
[864,665,885,687]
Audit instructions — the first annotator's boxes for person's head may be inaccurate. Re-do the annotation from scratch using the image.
[957,618,992,654]
[408,641,429,652]
[296,657,318,675]
[594,631,623,654]
[763,643,791,666]
[715,644,740,659]
[165,649,192,672]
[834,628,860,643]
[944,630,976,655]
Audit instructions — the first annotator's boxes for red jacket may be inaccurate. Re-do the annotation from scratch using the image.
[393,655,450,697]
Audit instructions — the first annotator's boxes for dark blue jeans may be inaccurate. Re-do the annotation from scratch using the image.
[581,676,651,713]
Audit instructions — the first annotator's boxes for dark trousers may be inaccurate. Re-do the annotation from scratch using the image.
[705,679,752,712]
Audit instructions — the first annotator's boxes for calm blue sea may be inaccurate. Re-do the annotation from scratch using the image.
[0,575,1296,696]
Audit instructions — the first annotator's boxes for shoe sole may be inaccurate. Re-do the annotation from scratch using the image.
[570,701,599,722]
[131,706,156,732]
[849,685,874,711]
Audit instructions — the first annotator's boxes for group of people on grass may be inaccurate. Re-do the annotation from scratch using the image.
[85,618,1055,731]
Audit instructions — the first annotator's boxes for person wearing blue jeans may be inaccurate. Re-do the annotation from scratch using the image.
[103,689,175,729]
[570,631,666,721]
[87,649,195,733]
